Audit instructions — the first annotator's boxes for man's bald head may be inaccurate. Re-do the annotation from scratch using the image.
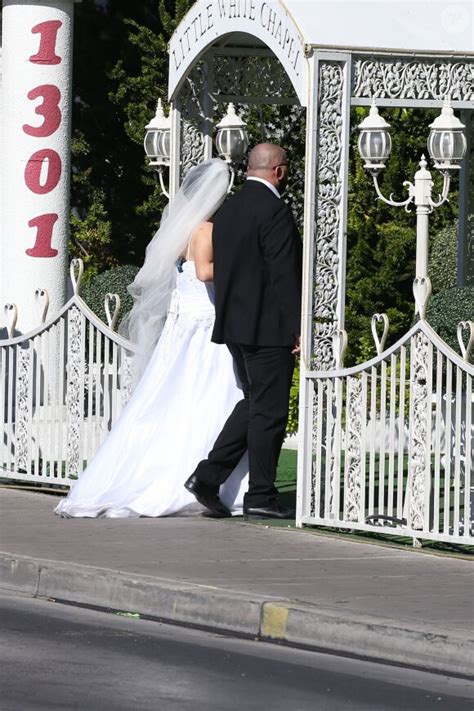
[247,143,286,172]
[247,143,288,192]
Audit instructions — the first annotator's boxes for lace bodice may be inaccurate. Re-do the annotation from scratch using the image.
[175,261,215,314]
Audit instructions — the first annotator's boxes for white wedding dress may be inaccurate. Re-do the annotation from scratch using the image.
[55,261,249,518]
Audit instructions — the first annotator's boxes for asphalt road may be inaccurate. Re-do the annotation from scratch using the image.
[1,593,473,711]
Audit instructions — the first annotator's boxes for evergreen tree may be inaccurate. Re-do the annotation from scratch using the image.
[70,0,193,278]
[345,107,459,364]
[70,6,460,364]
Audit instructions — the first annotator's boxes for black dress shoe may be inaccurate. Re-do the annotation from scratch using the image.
[184,474,231,517]
[243,502,295,520]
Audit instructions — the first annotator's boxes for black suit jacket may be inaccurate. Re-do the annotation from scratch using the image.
[211,180,302,347]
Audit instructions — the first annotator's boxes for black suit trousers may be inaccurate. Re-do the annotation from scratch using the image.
[193,343,295,507]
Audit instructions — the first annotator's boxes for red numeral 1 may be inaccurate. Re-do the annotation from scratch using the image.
[24,149,62,195]
[29,20,62,65]
[26,214,59,257]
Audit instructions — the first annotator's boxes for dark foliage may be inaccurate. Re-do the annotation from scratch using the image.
[427,287,474,360]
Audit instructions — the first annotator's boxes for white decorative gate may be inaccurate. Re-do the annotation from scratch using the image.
[295,52,474,545]
[297,316,473,545]
[1,260,135,486]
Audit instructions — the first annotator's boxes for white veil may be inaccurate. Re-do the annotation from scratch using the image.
[122,159,230,385]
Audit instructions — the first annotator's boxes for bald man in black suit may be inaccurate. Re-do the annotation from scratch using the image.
[185,143,302,519]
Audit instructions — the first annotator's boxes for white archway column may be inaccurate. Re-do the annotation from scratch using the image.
[1,0,77,333]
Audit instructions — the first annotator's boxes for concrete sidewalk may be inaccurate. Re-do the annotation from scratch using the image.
[1,488,473,677]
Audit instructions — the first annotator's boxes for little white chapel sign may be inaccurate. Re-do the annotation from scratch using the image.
[168,0,307,105]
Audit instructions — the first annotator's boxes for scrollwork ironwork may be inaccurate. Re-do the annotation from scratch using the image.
[66,306,83,479]
[15,346,30,471]
[312,322,339,372]
[353,59,474,101]
[120,353,134,407]
[409,332,431,530]
[312,62,345,369]
[180,64,207,176]
[213,54,296,100]
[344,377,363,522]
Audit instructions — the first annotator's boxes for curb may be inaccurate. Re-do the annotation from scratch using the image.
[1,552,473,679]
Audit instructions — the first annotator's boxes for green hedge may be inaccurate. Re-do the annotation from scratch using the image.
[427,286,474,361]
[429,224,458,293]
[80,264,139,325]
[286,362,300,435]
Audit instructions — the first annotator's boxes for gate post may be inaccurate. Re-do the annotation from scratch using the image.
[1,0,78,333]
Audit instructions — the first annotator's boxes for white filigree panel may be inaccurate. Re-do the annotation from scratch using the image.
[344,376,363,522]
[120,353,134,407]
[15,346,30,471]
[179,64,207,176]
[312,60,346,370]
[353,59,474,101]
[66,306,83,479]
[213,53,297,101]
[409,332,431,530]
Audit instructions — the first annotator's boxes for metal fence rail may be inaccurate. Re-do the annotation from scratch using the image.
[1,261,136,486]
[298,319,474,545]
[2,259,473,546]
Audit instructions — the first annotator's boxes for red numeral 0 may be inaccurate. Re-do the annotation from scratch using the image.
[24,149,62,195]
[29,20,62,65]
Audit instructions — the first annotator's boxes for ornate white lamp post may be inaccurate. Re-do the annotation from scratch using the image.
[144,99,171,199]
[144,101,248,198]
[357,99,467,314]
[215,103,249,191]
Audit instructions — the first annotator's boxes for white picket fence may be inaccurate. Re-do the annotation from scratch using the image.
[1,259,473,545]
[298,317,474,545]
[1,260,136,485]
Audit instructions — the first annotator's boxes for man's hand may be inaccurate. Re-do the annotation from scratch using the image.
[292,335,301,356]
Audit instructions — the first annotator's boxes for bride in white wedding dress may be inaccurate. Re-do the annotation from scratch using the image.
[55,159,248,518]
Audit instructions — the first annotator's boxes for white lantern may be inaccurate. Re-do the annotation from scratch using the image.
[215,103,249,164]
[357,102,392,175]
[427,99,467,172]
[144,99,171,166]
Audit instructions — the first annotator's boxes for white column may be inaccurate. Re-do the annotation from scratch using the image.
[1,0,76,333]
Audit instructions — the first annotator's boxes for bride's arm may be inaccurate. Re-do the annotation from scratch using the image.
[193,222,214,282]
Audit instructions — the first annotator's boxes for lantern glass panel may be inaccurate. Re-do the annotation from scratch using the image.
[216,126,249,162]
[228,130,246,159]
[362,130,391,160]
[158,130,171,161]
[428,130,466,163]
[144,129,158,159]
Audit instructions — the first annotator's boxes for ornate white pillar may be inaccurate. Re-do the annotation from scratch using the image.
[1,0,77,333]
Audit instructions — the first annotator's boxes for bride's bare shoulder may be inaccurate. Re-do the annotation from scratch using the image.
[191,221,213,240]
[193,221,212,234]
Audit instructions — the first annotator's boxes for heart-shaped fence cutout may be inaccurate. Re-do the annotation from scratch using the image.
[4,303,18,338]
[35,288,50,325]
[70,258,84,296]
[371,313,389,355]
[105,293,121,331]
[332,328,348,369]
[457,320,474,362]
[413,276,432,320]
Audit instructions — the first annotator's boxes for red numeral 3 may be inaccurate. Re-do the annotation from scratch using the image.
[23,85,61,138]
